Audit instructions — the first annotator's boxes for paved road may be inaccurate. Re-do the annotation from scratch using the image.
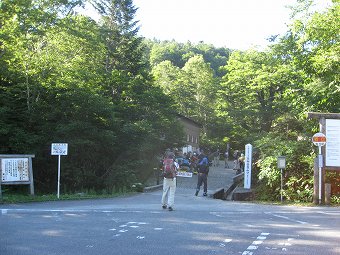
[146,160,236,195]
[1,162,339,255]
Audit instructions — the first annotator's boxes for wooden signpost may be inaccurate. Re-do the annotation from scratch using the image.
[0,154,35,199]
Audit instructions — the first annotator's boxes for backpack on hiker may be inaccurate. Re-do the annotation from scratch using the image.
[198,156,209,174]
[162,157,176,178]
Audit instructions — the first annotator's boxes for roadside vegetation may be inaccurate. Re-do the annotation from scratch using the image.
[0,0,339,204]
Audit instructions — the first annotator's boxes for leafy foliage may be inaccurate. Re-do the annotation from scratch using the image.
[1,0,339,203]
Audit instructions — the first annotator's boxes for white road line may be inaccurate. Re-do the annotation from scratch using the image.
[316,211,340,216]
[242,232,270,255]
[266,212,308,224]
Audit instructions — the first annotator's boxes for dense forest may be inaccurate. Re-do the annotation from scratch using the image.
[0,0,339,201]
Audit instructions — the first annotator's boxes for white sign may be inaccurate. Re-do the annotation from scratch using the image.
[277,156,286,169]
[244,144,253,189]
[325,119,340,167]
[51,143,68,155]
[176,171,193,178]
[1,158,29,182]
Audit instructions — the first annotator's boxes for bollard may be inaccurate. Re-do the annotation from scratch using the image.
[325,183,331,205]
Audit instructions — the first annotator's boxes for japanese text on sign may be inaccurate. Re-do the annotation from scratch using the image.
[51,143,68,155]
[326,119,340,167]
[176,171,193,178]
[1,158,29,182]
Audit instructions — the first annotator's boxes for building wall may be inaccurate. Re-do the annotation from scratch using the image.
[178,116,201,153]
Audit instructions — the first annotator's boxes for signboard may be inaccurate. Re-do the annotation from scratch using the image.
[0,154,35,197]
[1,158,29,182]
[244,144,253,189]
[51,143,68,199]
[51,143,68,156]
[176,171,193,178]
[325,119,340,167]
[277,156,286,169]
[312,132,326,146]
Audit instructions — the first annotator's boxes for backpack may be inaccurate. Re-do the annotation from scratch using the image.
[163,158,175,178]
[198,157,209,174]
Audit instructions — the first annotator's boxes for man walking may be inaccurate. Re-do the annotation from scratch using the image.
[195,150,209,196]
[161,152,178,211]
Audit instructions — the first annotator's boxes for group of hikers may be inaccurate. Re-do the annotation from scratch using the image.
[159,148,246,211]
[160,148,210,211]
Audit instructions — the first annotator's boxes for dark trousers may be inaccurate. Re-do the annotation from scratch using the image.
[196,173,207,193]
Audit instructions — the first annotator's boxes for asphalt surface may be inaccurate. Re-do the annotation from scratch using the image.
[1,161,340,255]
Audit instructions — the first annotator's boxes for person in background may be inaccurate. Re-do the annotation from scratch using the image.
[224,150,229,168]
[190,152,199,173]
[238,153,245,173]
[233,150,240,169]
[213,149,220,167]
[195,150,209,196]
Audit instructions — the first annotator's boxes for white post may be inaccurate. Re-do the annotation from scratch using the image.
[280,169,283,203]
[244,144,253,189]
[57,155,61,199]
[318,146,322,204]
[51,143,68,199]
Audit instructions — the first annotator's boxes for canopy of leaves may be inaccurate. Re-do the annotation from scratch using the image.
[1,0,338,201]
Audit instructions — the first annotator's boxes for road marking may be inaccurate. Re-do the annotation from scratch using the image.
[265,212,308,224]
[242,232,270,255]
[316,211,340,216]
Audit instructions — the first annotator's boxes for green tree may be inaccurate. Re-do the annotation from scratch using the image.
[92,0,145,75]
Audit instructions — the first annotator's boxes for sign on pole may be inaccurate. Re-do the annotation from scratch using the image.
[244,144,253,189]
[51,143,68,156]
[51,143,68,199]
[312,132,326,147]
[312,133,326,204]
[277,156,286,203]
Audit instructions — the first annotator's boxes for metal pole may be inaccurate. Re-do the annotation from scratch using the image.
[318,146,322,204]
[57,155,61,199]
[280,168,283,203]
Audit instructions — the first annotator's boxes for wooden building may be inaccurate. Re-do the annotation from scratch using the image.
[177,114,202,153]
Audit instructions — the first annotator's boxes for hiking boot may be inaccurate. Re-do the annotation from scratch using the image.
[162,205,167,209]
[168,207,173,211]
[203,192,207,196]
[195,191,198,196]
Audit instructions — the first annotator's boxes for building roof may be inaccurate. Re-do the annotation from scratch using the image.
[176,114,202,128]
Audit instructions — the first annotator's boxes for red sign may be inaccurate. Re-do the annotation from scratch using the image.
[312,133,326,146]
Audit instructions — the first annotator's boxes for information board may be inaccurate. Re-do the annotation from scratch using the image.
[1,158,29,182]
[51,143,68,155]
[325,119,340,167]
